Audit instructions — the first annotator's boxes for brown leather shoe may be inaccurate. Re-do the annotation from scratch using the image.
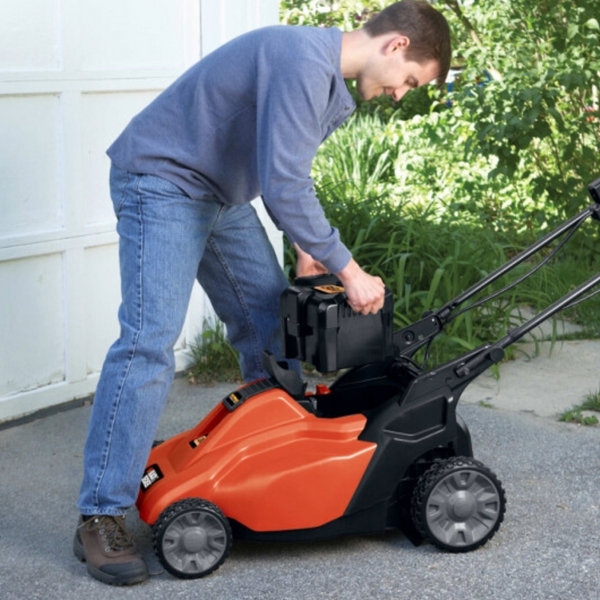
[73,515,149,585]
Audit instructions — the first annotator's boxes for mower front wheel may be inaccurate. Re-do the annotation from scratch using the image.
[153,497,232,579]
[411,457,506,553]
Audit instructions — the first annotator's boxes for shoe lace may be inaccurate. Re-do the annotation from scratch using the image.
[85,515,133,551]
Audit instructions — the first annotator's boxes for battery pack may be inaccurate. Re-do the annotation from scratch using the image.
[280,274,394,372]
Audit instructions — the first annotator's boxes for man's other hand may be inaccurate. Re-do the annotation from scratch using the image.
[294,243,329,277]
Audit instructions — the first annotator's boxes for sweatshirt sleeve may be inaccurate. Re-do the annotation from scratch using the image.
[254,40,353,274]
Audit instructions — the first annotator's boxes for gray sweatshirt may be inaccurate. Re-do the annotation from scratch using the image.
[107,25,355,273]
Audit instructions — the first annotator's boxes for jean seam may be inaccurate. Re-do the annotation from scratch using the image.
[91,174,145,510]
[206,235,263,376]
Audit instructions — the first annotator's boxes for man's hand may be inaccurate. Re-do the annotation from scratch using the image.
[294,243,328,277]
[336,258,385,315]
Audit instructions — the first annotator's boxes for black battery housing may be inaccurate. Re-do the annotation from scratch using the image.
[280,274,394,372]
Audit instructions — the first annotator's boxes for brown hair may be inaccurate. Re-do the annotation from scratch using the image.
[363,1,451,87]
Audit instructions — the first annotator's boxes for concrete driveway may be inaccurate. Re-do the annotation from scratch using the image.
[1,340,599,600]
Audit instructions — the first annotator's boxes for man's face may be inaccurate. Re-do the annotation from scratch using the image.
[356,37,440,102]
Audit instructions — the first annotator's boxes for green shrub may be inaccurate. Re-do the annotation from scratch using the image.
[187,321,241,384]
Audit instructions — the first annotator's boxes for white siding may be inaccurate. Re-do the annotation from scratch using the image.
[0,0,281,424]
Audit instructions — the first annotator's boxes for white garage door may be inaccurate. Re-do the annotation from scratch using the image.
[0,0,281,424]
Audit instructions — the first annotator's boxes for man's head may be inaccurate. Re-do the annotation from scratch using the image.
[363,1,451,88]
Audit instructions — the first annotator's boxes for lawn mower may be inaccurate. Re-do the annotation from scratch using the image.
[137,178,600,579]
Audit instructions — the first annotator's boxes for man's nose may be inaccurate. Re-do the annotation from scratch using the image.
[392,87,406,102]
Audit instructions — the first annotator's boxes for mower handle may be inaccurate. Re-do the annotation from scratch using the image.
[589,176,600,209]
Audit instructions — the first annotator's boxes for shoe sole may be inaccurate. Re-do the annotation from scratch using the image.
[73,530,149,586]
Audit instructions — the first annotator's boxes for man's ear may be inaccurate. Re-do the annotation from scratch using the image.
[385,34,411,55]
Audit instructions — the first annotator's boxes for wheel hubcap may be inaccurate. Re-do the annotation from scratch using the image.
[426,469,501,547]
[162,510,228,574]
[181,528,208,553]
[448,491,477,520]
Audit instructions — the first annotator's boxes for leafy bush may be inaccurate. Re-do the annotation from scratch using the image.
[280,0,382,29]
[443,0,600,229]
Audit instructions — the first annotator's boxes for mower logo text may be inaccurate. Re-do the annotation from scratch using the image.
[141,464,163,491]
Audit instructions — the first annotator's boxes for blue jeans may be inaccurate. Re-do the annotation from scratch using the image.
[77,165,290,515]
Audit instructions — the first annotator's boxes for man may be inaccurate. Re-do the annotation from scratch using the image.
[74,0,450,586]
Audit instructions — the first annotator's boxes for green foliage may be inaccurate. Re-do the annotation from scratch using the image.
[281,0,600,233]
[580,389,600,412]
[280,0,384,29]
[187,321,242,384]
[559,411,599,426]
[559,388,600,426]
[442,0,600,229]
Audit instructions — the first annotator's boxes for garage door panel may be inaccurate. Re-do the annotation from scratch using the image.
[79,0,188,71]
[0,254,66,397]
[0,94,63,239]
[0,0,60,71]
[81,90,162,227]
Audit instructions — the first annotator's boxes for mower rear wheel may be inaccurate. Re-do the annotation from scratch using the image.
[153,497,232,578]
[411,457,506,553]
